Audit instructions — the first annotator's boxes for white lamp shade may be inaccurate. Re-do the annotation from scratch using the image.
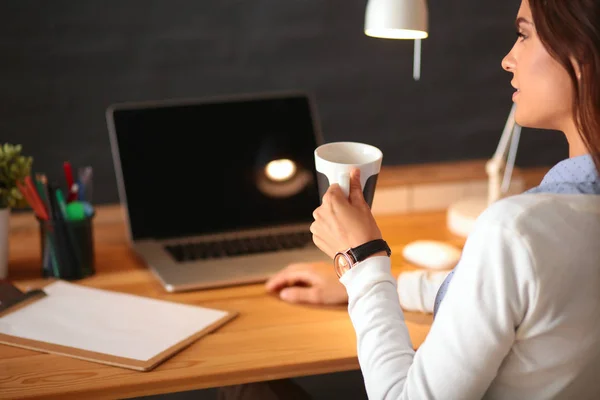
[365,0,429,39]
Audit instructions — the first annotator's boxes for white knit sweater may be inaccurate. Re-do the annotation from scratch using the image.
[340,193,600,399]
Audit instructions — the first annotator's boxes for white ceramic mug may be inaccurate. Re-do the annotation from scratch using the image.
[314,141,383,207]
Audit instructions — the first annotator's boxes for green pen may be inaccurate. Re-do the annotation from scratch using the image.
[55,189,69,218]
[35,176,48,208]
[56,188,81,269]
[44,232,60,277]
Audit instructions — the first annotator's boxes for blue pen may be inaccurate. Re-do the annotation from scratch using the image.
[77,179,85,201]
[77,166,93,203]
[82,201,94,217]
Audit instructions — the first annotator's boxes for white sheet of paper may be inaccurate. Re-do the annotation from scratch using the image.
[0,281,230,361]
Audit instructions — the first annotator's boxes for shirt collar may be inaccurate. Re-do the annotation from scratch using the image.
[539,154,598,186]
[526,153,600,195]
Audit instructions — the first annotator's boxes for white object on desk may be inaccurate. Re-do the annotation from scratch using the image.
[397,269,451,313]
[0,281,235,370]
[402,240,461,270]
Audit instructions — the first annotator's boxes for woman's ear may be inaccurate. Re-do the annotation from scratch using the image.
[570,57,582,80]
[570,55,585,80]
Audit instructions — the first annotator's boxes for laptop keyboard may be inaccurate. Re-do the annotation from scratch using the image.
[165,231,313,262]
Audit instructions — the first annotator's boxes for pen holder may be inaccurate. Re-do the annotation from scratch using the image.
[38,214,96,280]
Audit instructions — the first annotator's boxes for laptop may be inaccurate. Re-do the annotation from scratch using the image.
[106,92,331,292]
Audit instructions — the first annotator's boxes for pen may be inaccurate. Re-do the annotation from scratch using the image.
[39,175,52,217]
[56,189,71,220]
[85,167,93,203]
[70,183,79,203]
[25,176,49,220]
[16,181,38,217]
[77,166,93,203]
[48,184,75,278]
[56,188,82,267]
[18,178,59,276]
[39,175,60,277]
[42,234,52,275]
[63,161,76,202]
[35,174,50,213]
[43,226,61,277]
[35,173,51,275]
[16,179,47,220]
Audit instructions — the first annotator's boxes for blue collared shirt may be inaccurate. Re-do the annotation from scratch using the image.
[433,154,600,317]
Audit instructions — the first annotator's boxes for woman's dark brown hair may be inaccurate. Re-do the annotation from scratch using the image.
[529,0,600,172]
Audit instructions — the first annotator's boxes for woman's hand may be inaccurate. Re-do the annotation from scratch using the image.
[265,262,348,305]
[311,168,383,258]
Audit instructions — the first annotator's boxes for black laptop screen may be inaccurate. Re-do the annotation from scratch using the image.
[110,95,323,240]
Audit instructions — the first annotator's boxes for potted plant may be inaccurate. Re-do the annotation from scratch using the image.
[0,143,33,278]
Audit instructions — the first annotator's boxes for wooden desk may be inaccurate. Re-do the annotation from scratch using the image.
[1,206,465,399]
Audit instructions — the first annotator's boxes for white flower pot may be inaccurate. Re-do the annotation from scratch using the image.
[0,208,8,279]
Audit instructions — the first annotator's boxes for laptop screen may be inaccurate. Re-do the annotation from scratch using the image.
[109,94,323,241]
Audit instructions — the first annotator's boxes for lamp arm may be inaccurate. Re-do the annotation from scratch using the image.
[485,103,520,205]
[493,103,518,161]
[501,124,521,194]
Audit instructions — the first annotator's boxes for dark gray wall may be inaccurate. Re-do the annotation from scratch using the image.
[0,0,568,205]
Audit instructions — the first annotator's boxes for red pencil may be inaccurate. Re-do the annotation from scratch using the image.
[24,176,49,220]
[16,180,48,220]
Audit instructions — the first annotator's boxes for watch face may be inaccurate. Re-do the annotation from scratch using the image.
[334,253,352,277]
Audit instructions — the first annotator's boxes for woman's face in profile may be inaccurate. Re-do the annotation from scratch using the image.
[501,0,574,131]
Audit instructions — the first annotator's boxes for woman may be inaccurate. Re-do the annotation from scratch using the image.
[306,0,600,398]
[221,0,600,398]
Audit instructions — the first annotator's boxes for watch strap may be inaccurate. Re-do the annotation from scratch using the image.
[350,239,391,262]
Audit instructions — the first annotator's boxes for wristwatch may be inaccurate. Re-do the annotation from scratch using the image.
[334,239,391,278]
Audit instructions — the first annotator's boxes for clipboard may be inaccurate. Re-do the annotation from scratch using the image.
[0,280,237,371]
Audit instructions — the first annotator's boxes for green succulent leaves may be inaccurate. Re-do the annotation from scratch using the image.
[0,143,33,209]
